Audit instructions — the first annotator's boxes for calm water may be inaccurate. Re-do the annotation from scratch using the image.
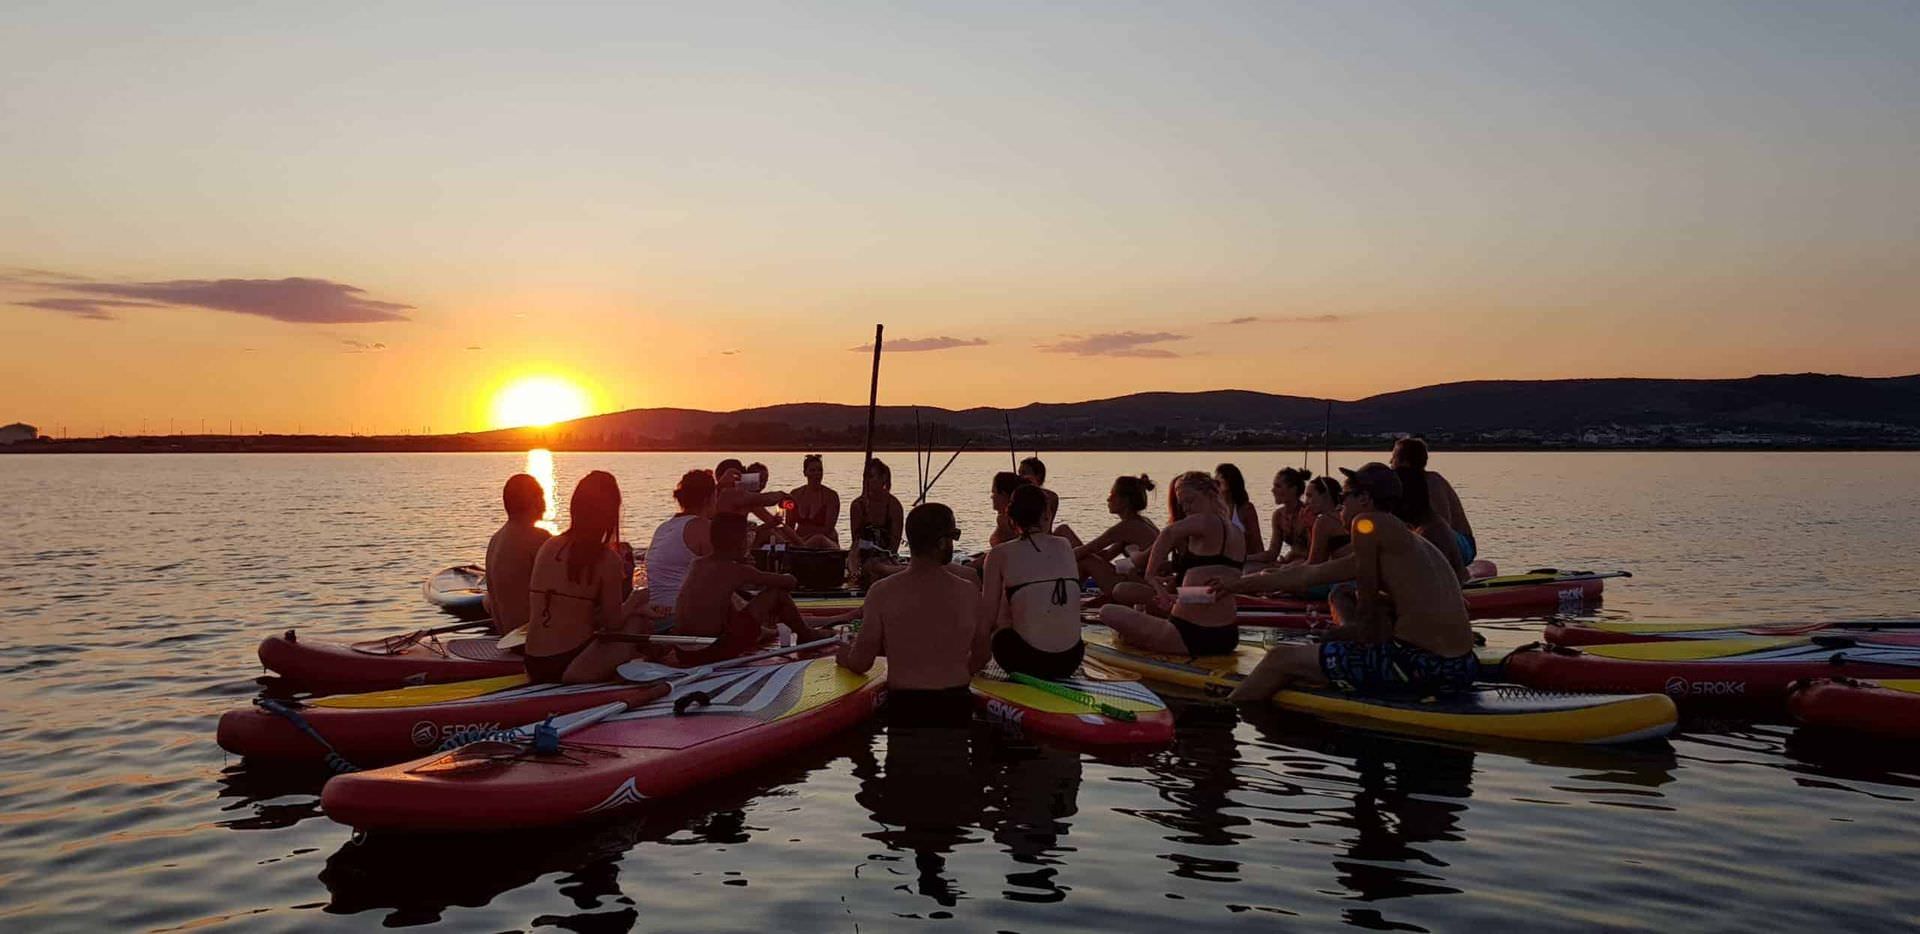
[2,451,1919,932]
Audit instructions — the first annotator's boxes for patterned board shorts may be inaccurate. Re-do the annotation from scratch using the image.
[1319,639,1478,696]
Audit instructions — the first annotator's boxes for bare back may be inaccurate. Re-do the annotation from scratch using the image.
[524,537,625,657]
[984,533,1083,653]
[485,521,551,635]
[1362,514,1471,656]
[848,567,985,690]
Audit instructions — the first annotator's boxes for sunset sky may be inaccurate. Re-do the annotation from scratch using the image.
[4,2,1917,436]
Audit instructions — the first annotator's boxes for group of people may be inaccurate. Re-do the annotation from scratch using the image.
[475,438,1485,725]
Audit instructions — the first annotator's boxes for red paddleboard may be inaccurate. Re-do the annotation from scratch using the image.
[321,657,886,831]
[217,675,666,768]
[258,629,525,692]
[1789,678,1920,739]
[1505,638,1920,710]
[1547,619,1920,647]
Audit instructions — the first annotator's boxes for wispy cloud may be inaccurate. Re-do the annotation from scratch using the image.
[14,275,411,324]
[850,336,989,353]
[1040,331,1186,358]
[341,340,388,353]
[1218,313,1348,326]
[16,297,164,321]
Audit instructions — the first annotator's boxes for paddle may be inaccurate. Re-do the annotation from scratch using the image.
[614,635,843,684]
[1008,672,1138,721]
[351,619,495,655]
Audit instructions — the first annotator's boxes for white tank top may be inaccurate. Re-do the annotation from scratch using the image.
[645,515,697,607]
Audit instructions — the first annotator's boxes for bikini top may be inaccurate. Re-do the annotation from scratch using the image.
[1004,533,1082,606]
[1168,516,1244,579]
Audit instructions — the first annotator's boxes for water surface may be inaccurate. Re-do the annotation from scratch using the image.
[2,451,1917,931]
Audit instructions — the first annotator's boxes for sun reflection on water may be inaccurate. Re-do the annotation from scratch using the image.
[526,448,558,532]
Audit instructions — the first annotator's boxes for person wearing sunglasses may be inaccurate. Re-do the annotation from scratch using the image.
[837,502,989,729]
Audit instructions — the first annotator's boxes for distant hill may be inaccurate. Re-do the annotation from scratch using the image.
[460,372,1920,449]
[13,373,1920,454]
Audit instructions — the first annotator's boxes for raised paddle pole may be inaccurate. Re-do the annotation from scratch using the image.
[1004,413,1017,470]
[861,324,884,478]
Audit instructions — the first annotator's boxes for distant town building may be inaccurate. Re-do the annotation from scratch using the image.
[0,423,38,445]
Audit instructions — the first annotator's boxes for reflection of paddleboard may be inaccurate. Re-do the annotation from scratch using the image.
[322,657,886,831]
[1083,630,1674,745]
[969,667,1173,746]
[423,565,488,620]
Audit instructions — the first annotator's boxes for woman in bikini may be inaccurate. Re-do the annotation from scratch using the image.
[847,457,906,586]
[1300,476,1350,565]
[1058,474,1158,596]
[1250,467,1313,566]
[981,485,1085,680]
[523,471,666,683]
[1097,472,1246,656]
[779,453,841,549]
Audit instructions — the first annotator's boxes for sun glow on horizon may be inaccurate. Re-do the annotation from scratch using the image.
[490,376,592,429]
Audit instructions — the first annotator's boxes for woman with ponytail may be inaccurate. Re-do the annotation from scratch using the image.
[1059,474,1159,596]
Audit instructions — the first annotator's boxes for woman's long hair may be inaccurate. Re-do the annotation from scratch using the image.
[562,470,622,585]
[1215,463,1251,510]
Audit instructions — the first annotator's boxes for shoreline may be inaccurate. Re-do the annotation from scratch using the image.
[5,439,1917,454]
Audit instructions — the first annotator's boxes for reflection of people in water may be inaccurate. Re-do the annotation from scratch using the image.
[979,738,1084,902]
[1237,703,1474,902]
[853,725,987,908]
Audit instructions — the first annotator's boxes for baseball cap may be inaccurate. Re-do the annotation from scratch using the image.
[1339,462,1402,502]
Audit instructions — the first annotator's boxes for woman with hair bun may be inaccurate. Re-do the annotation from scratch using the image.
[1059,474,1160,596]
[1098,471,1246,656]
[1215,463,1264,557]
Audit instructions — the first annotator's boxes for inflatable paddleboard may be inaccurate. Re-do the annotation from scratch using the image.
[423,565,488,620]
[1506,638,1920,709]
[1789,678,1920,739]
[321,656,886,831]
[1235,569,1625,623]
[259,629,524,692]
[1547,618,1920,647]
[969,667,1173,746]
[1082,631,1673,745]
[217,676,667,768]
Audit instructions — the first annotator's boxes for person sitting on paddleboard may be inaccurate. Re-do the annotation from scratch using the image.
[1391,437,1476,564]
[1017,456,1060,531]
[484,473,553,636]
[988,470,1029,548]
[1247,467,1312,568]
[1097,471,1246,656]
[846,457,906,586]
[838,503,989,729]
[1057,474,1158,598]
[642,469,715,633]
[671,513,831,666]
[773,453,841,549]
[981,485,1086,680]
[524,471,668,683]
[1215,463,1475,702]
[1215,462,1266,560]
[1300,476,1350,566]
[1393,463,1470,584]
[714,458,786,523]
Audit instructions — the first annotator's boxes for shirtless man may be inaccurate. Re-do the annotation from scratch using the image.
[837,503,989,729]
[846,457,905,585]
[1019,457,1060,531]
[1217,463,1475,702]
[671,514,826,665]
[483,473,552,635]
[1391,438,1477,564]
[779,454,841,548]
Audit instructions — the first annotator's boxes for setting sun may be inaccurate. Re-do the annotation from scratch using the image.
[490,376,591,429]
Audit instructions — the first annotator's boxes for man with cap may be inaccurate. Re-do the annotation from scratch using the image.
[1211,463,1475,702]
[837,502,990,729]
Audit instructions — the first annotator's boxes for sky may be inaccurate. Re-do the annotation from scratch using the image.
[4,1,1917,436]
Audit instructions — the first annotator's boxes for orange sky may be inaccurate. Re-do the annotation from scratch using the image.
[5,3,1918,436]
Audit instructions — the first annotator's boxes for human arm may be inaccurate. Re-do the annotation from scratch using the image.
[835,604,883,673]
[1435,474,1473,540]
[885,497,904,551]
[741,567,799,591]
[1212,551,1357,596]
[594,551,628,631]
[682,516,712,556]
[1238,503,1265,555]
[1073,523,1124,560]
[965,587,992,674]
[978,546,1009,632]
[1307,514,1342,563]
